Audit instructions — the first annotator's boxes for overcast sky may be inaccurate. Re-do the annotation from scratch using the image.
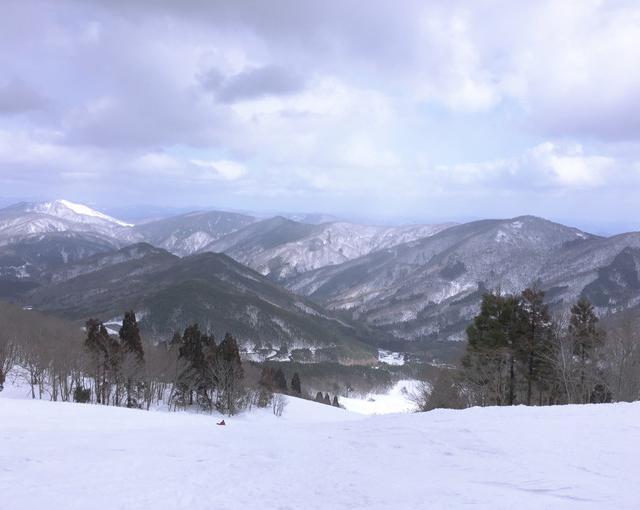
[1,0,640,229]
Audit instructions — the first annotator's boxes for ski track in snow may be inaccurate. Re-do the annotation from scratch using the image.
[1,395,639,510]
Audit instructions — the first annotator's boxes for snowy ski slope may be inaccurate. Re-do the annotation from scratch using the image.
[2,395,639,509]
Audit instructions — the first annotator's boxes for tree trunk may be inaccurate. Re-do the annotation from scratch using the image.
[508,355,515,406]
[527,351,533,405]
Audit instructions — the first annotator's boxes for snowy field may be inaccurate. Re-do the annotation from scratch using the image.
[2,395,640,510]
[340,379,420,414]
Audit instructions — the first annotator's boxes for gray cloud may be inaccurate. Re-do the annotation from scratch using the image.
[0,78,47,115]
[204,65,306,103]
[82,0,640,138]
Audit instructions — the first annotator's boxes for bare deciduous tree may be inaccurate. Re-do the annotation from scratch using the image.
[272,393,288,417]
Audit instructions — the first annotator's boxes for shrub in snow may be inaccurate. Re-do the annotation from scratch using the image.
[73,386,91,403]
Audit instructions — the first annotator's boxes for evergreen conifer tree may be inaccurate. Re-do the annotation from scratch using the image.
[84,319,119,405]
[119,311,144,362]
[291,372,301,394]
[173,324,215,407]
[215,333,244,414]
[569,298,605,403]
[518,289,553,405]
[119,311,145,408]
[179,323,206,370]
[463,292,524,405]
[274,368,287,392]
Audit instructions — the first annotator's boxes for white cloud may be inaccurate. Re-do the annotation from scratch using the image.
[132,152,247,181]
[528,143,614,187]
[413,9,499,112]
[485,1,640,137]
[190,159,246,181]
[133,152,181,173]
[2,0,640,224]
[439,142,622,191]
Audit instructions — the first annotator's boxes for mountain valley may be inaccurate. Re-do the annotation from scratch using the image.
[2,199,640,363]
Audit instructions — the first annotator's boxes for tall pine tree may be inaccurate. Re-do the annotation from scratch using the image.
[84,319,120,405]
[291,372,301,395]
[274,368,288,392]
[569,298,605,403]
[518,288,553,405]
[215,333,244,414]
[119,311,145,407]
[463,292,524,405]
[119,311,144,362]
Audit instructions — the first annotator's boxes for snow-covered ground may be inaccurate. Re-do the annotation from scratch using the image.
[340,379,419,415]
[2,394,639,509]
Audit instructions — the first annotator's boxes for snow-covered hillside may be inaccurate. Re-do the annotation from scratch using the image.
[130,210,258,256]
[286,215,640,342]
[30,199,133,227]
[2,396,639,509]
[0,199,132,245]
[205,218,455,280]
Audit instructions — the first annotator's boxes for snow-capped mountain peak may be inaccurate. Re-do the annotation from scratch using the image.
[0,199,134,246]
[28,199,133,227]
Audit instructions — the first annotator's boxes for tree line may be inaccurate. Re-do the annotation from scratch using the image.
[0,301,321,416]
[415,288,640,410]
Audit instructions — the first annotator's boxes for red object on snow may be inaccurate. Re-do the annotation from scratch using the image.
[216,420,226,426]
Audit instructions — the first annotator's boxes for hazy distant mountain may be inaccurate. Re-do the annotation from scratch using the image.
[281,212,343,224]
[129,210,257,256]
[24,243,379,364]
[0,232,120,298]
[99,204,200,224]
[0,200,259,257]
[203,216,454,279]
[0,199,132,245]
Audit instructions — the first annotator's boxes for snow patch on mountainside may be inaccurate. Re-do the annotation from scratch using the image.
[378,349,406,365]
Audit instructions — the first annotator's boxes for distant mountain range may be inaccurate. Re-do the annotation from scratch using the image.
[127,210,258,256]
[23,242,378,364]
[2,199,640,362]
[287,216,640,343]
[204,216,454,280]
